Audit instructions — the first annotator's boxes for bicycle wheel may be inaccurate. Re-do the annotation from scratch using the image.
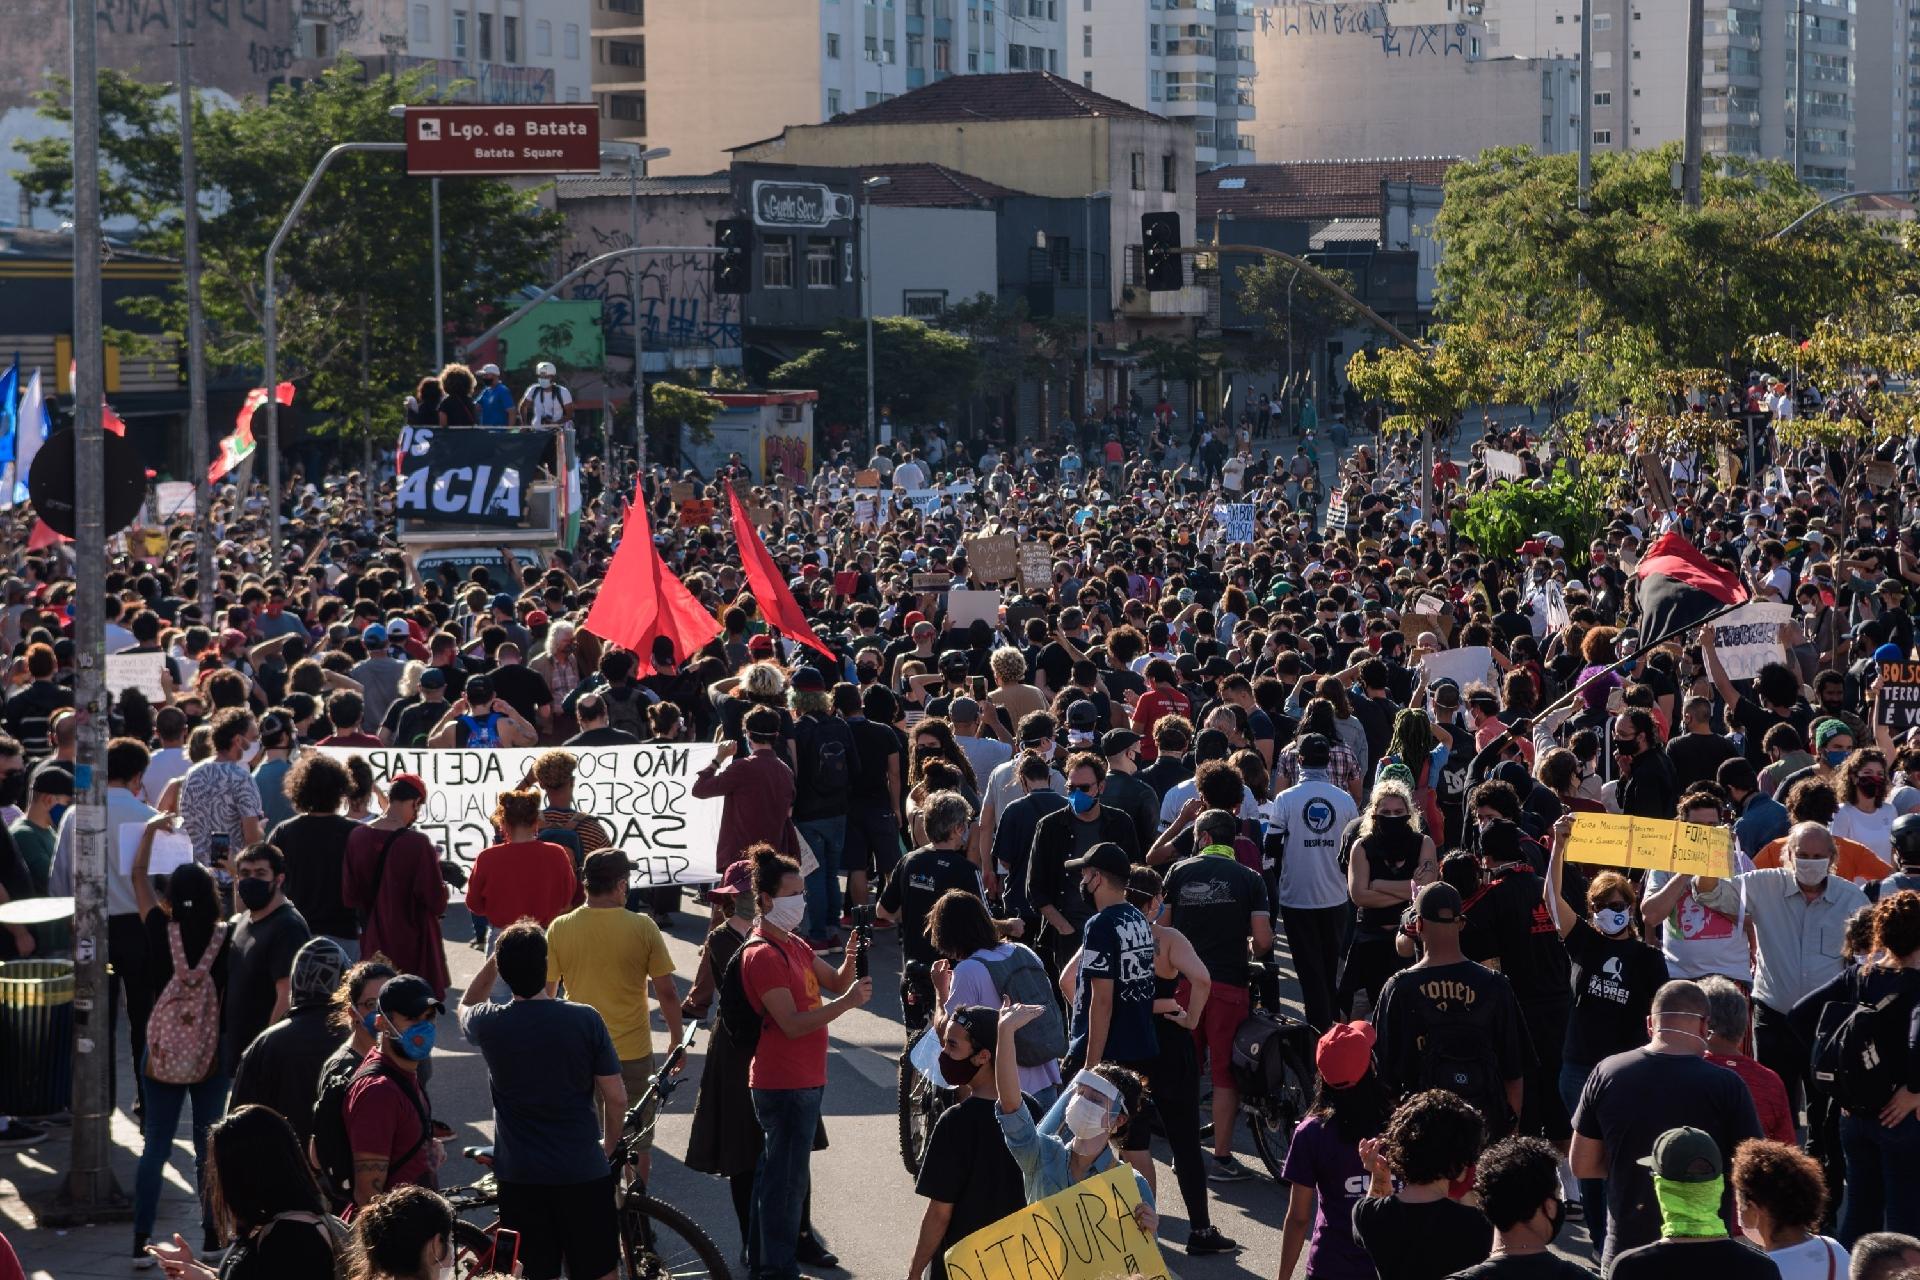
[449,1218,497,1280]
[1244,1042,1315,1180]
[620,1192,733,1280]
[897,1031,943,1177]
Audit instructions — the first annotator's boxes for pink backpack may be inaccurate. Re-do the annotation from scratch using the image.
[145,921,227,1085]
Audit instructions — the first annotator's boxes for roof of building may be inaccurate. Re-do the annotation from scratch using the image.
[552,173,732,201]
[1308,218,1382,249]
[1199,158,1458,221]
[0,226,172,262]
[855,163,1033,207]
[819,71,1165,128]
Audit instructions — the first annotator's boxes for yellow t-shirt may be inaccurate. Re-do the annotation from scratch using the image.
[546,904,675,1061]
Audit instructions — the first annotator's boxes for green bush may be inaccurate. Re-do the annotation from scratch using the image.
[1452,462,1612,559]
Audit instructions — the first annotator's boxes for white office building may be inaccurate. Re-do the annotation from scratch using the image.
[1068,0,1258,165]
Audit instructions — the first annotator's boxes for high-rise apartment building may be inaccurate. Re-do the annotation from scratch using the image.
[1067,0,1258,166]
[593,0,1069,174]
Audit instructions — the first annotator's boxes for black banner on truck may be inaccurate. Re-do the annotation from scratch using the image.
[395,428,547,526]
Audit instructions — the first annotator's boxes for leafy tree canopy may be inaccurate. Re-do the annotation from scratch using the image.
[769,316,979,429]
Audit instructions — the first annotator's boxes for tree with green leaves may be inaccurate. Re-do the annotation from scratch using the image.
[15,59,563,457]
[647,381,723,466]
[1234,255,1357,407]
[1132,333,1222,424]
[769,315,979,431]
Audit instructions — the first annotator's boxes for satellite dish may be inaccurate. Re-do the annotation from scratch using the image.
[27,426,147,539]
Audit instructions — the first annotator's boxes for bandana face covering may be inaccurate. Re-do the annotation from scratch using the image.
[1653,1174,1725,1239]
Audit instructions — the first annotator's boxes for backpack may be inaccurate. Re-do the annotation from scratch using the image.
[311,1054,431,1213]
[717,938,770,1053]
[806,721,853,802]
[605,686,650,740]
[145,922,227,1086]
[1230,1008,1312,1100]
[975,947,1067,1067]
[1866,870,1920,903]
[1418,1017,1509,1128]
[1812,976,1912,1114]
[253,1210,351,1280]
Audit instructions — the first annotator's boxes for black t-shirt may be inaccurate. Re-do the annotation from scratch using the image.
[1351,1194,1493,1280]
[392,699,447,749]
[1035,640,1077,693]
[914,1095,1039,1280]
[847,717,903,809]
[270,814,363,940]
[1461,868,1572,1014]
[1372,960,1531,1129]
[1161,851,1269,984]
[1137,756,1193,803]
[1608,1237,1781,1280]
[1449,1252,1597,1280]
[219,1213,342,1280]
[1665,732,1738,792]
[1562,921,1668,1068]
[488,664,552,725]
[880,846,985,966]
[221,901,313,1076]
[1731,697,1813,768]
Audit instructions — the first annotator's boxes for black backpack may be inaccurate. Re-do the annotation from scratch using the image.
[1417,1017,1509,1129]
[605,686,650,739]
[1812,976,1913,1114]
[798,716,853,802]
[311,1053,430,1213]
[717,938,770,1053]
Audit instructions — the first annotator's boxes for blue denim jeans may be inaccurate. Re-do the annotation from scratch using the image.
[796,817,846,940]
[1839,1109,1920,1244]
[749,1086,824,1280]
[133,1058,229,1240]
[1558,1060,1606,1257]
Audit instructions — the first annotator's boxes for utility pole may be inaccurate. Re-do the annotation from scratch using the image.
[1682,0,1704,208]
[55,0,123,1220]
[431,178,444,368]
[177,33,213,624]
[1578,0,1592,214]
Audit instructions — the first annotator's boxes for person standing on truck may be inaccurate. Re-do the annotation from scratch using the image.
[520,361,574,427]
[475,363,517,427]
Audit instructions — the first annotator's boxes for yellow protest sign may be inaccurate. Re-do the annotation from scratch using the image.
[943,1165,1169,1280]
[1564,814,1731,875]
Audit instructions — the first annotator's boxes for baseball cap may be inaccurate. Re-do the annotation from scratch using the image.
[377,974,446,1020]
[388,773,429,803]
[949,695,982,723]
[790,665,826,692]
[1063,842,1132,880]
[418,668,447,690]
[1067,700,1099,729]
[747,634,775,655]
[1636,1126,1724,1182]
[1315,1021,1377,1090]
[1417,882,1464,924]
[1880,578,1905,595]
[465,675,495,702]
[714,859,754,899]
[526,610,549,627]
[387,618,412,638]
[363,624,387,646]
[29,764,74,796]
[480,363,501,376]
[491,592,515,613]
[1100,729,1142,756]
[947,1004,999,1056]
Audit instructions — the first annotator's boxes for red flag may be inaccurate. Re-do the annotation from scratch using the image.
[1634,530,1748,643]
[27,518,68,550]
[726,481,833,661]
[583,479,721,674]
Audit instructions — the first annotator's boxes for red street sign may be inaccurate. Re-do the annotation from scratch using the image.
[403,104,600,177]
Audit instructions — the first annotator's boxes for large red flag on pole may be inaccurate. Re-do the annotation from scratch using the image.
[725,481,834,661]
[583,479,721,674]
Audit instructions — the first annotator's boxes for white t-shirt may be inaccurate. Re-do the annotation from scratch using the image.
[1831,802,1898,861]
[521,382,574,424]
[1765,1236,1847,1280]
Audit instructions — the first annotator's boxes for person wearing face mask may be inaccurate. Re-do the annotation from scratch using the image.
[342,973,443,1209]
[342,775,450,1005]
[517,359,574,427]
[1569,981,1765,1270]
[341,1184,458,1280]
[309,958,397,1212]
[1605,1127,1779,1280]
[221,844,313,1080]
[1613,708,1680,821]
[1752,780,1891,885]
[1832,749,1900,862]
[1697,822,1869,1119]
[1446,1135,1590,1280]
[1028,755,1141,976]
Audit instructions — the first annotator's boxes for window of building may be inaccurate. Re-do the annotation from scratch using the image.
[604,0,643,12]
[478,13,492,60]
[1593,90,1610,105]
[968,50,978,69]
[884,37,897,61]
[1130,151,1145,188]
[1468,35,1479,56]
[1593,129,1611,144]
[1161,153,1176,191]
[934,38,950,69]
[452,11,468,59]
[503,15,518,60]
[908,34,923,65]
[1149,23,1160,52]
[1008,44,1026,66]
[565,86,580,101]
[764,237,793,288]
[1150,69,1162,98]
[608,93,645,126]
[866,35,879,59]
[608,39,644,69]
[866,90,880,105]
[1083,24,1092,55]
[1554,12,1563,21]
[534,19,551,55]
[806,238,836,287]
[1592,13,1611,29]
[1592,50,1611,68]
[828,88,842,113]
[827,32,840,56]
[411,3,429,41]
[1046,47,1056,71]
[1083,69,1094,86]
[564,23,581,58]
[297,19,332,58]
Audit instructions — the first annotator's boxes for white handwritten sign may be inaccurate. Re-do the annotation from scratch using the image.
[105,651,167,704]
[153,481,196,520]
[118,823,195,877]
[1420,645,1497,692]
[1711,603,1795,681]
[1485,449,1525,481]
[316,744,726,884]
[1221,503,1256,544]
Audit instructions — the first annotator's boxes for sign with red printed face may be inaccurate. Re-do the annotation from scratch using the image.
[403,105,600,176]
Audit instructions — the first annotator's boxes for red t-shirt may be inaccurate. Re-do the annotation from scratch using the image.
[342,1049,435,1200]
[1706,1050,1797,1146]
[319,731,383,748]
[465,840,582,927]
[1130,687,1192,762]
[742,926,828,1090]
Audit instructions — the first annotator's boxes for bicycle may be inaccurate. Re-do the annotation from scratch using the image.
[442,1022,730,1280]
[894,956,954,1177]
[1233,956,1318,1181]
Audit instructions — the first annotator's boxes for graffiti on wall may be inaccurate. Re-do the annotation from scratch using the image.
[391,56,555,104]
[563,222,742,357]
[1269,2,1469,57]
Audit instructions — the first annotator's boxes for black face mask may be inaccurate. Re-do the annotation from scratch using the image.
[937,1051,980,1088]
[235,877,276,911]
[0,771,23,810]
[1544,1198,1566,1244]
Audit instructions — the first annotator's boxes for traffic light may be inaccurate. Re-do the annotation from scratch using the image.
[714,219,753,295]
[1141,211,1183,291]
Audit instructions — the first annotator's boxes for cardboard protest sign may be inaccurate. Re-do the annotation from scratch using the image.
[1866,460,1898,490]
[1401,611,1454,647]
[1710,603,1794,681]
[1418,645,1495,691]
[1019,544,1053,593]
[678,499,716,528]
[105,651,167,704]
[945,588,1001,632]
[669,482,696,503]
[1220,503,1256,544]
[965,534,1019,582]
[1484,449,1525,482]
[854,468,882,489]
[1563,813,1732,875]
[1878,660,1920,733]
[942,1165,1169,1280]
[317,745,725,884]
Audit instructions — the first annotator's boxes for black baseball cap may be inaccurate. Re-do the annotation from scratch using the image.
[1064,842,1133,880]
[1100,729,1142,756]
[1417,882,1464,924]
[948,1004,999,1056]
[1636,1127,1723,1182]
[377,973,446,1019]
[465,675,495,702]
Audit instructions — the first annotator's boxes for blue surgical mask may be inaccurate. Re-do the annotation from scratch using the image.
[1068,789,1097,815]
[49,803,68,827]
[1824,748,1848,768]
[362,1010,379,1036]
[390,1017,437,1061]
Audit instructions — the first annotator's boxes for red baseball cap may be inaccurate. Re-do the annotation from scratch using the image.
[714,860,754,898]
[747,634,775,655]
[1315,1021,1377,1089]
[388,773,429,803]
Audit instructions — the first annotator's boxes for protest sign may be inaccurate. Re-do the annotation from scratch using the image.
[1563,813,1732,875]
[854,468,882,489]
[105,651,167,704]
[316,744,725,884]
[943,1165,1168,1280]
[1419,645,1495,691]
[832,570,860,597]
[118,823,195,877]
[1325,497,1349,530]
[1484,449,1525,481]
[913,573,952,591]
[1401,610,1454,647]
[965,533,1019,582]
[1710,603,1794,681]
[395,428,549,527]
[669,482,696,504]
[1877,660,1920,733]
[1866,460,1899,490]
[1220,503,1256,544]
[678,499,716,528]
[1413,592,1449,616]
[945,588,1001,632]
[1019,544,1053,593]
[153,481,195,520]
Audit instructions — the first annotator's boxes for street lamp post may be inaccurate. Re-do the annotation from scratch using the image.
[176,34,213,625]
[1769,188,1920,239]
[600,143,670,475]
[862,175,891,449]
[1284,262,1301,431]
[1084,190,1110,418]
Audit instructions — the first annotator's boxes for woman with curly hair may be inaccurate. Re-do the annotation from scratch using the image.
[345,1184,455,1280]
[270,753,363,951]
[1832,748,1897,861]
[463,789,581,953]
[433,362,476,427]
[1353,1090,1493,1280]
[1732,1140,1847,1279]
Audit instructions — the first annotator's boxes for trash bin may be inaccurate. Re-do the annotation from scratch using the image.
[0,960,73,1117]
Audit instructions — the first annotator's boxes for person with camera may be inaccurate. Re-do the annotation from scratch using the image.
[880,790,993,1033]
